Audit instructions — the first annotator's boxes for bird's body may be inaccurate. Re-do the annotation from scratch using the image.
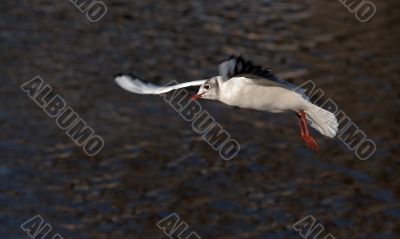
[218,76,306,113]
[115,56,338,152]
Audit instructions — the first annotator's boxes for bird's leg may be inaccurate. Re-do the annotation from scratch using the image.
[297,112,306,137]
[297,111,320,152]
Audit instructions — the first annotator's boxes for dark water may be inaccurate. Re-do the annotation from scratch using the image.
[1,0,400,238]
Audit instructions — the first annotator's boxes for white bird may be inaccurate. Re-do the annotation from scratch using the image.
[115,56,338,152]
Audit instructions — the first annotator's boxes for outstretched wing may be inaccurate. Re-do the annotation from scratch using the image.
[115,74,206,95]
[218,56,308,99]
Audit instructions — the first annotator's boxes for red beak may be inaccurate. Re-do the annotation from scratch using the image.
[191,92,205,100]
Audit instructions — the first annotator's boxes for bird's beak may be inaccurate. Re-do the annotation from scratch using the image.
[191,92,205,100]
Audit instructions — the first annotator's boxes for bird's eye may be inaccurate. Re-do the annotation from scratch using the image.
[204,84,210,90]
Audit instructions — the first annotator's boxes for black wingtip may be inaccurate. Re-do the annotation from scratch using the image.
[219,55,276,80]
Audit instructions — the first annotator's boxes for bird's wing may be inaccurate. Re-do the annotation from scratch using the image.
[219,56,309,100]
[219,56,276,81]
[115,74,206,95]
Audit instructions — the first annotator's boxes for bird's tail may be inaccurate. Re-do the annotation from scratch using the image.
[305,103,338,138]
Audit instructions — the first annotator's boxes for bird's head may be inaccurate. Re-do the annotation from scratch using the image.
[191,76,222,101]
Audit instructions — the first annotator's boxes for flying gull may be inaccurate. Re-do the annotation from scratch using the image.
[115,56,338,152]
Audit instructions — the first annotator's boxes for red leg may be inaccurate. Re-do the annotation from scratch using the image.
[297,113,306,137]
[297,111,320,152]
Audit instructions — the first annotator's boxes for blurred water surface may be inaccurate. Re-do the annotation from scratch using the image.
[1,0,399,238]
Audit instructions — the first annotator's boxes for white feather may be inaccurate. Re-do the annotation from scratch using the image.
[115,75,206,95]
[305,104,338,138]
